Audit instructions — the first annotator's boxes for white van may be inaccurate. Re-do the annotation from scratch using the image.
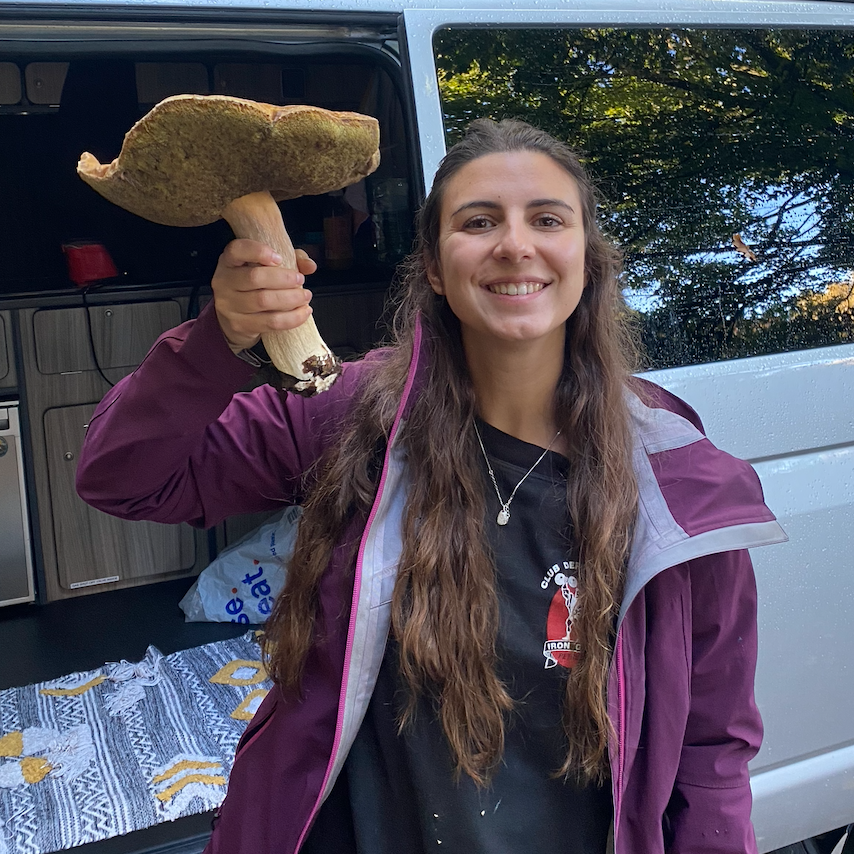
[0,1,851,852]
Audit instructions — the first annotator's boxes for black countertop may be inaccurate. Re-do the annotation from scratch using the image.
[0,280,206,311]
[0,268,392,311]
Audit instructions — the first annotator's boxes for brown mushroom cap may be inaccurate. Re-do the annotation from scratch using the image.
[77,94,381,227]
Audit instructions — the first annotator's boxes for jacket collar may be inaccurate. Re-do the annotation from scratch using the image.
[621,389,786,625]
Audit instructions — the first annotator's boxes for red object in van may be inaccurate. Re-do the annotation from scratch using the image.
[62,241,119,287]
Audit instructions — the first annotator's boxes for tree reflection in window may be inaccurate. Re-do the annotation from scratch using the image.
[434,28,854,369]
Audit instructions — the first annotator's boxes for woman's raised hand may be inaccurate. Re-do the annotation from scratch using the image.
[212,239,318,353]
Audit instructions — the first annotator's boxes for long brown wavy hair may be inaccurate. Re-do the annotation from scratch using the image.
[263,118,639,785]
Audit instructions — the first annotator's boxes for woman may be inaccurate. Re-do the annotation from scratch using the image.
[76,119,786,854]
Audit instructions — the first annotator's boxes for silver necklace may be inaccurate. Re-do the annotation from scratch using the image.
[474,421,562,526]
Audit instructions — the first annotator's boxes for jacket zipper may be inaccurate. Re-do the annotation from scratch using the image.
[294,322,423,852]
[612,629,626,850]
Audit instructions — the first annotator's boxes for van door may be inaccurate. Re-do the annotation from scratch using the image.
[0,9,418,602]
[402,4,854,852]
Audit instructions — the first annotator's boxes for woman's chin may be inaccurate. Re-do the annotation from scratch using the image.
[463,320,567,351]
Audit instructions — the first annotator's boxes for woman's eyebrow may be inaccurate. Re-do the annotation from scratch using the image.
[529,199,575,214]
[450,200,500,217]
[450,198,576,217]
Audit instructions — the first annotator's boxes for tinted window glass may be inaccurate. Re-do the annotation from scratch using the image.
[434,28,854,369]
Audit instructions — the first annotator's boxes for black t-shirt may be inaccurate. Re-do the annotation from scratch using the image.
[303,420,612,853]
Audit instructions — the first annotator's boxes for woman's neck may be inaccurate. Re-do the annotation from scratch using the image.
[464,335,566,450]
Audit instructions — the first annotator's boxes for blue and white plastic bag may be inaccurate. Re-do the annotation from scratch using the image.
[179,506,302,623]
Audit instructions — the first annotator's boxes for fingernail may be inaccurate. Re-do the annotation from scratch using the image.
[296,273,305,285]
[271,252,283,265]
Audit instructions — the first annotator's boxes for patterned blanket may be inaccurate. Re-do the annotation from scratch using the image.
[0,631,270,853]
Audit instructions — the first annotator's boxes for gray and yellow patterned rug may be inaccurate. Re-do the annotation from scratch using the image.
[0,631,270,853]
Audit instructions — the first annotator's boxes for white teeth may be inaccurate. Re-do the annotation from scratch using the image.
[487,282,544,295]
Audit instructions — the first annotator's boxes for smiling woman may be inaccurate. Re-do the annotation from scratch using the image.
[76,118,786,854]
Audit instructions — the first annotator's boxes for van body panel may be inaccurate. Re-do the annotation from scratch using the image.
[642,344,854,461]
[3,0,854,12]
[750,744,854,851]
[646,353,854,851]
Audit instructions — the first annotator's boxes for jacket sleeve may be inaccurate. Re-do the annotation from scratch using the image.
[76,300,362,529]
[666,548,763,854]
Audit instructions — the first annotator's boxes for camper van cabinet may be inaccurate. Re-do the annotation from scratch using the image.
[31,300,183,375]
[16,296,208,601]
[44,404,198,594]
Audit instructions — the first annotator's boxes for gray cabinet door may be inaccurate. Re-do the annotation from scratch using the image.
[0,406,34,605]
[33,300,182,375]
[43,403,196,592]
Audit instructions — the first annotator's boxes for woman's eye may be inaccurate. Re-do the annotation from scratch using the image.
[535,214,563,227]
[463,215,493,230]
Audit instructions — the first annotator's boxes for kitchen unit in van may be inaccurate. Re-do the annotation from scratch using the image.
[0,2,852,853]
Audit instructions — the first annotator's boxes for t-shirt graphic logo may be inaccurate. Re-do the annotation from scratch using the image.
[543,565,581,670]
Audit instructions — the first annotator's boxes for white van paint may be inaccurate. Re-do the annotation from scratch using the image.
[647,346,854,850]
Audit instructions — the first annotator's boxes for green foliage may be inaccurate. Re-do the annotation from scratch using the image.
[434,27,854,368]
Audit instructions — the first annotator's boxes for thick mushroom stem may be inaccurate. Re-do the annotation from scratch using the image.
[221,190,341,396]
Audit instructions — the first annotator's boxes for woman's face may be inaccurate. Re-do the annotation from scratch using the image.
[428,151,587,354]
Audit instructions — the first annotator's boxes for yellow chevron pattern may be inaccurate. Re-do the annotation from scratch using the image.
[154,774,226,802]
[152,756,227,805]
[231,688,269,721]
[209,660,267,686]
[152,759,221,784]
[40,676,106,697]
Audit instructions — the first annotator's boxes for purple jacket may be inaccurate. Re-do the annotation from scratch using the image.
[76,303,786,854]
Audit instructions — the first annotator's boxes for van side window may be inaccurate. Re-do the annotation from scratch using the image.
[434,27,854,370]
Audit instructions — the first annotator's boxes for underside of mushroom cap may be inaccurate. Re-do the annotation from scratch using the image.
[77,95,381,227]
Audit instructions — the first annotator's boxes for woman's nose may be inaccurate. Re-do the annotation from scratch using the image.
[493,218,533,261]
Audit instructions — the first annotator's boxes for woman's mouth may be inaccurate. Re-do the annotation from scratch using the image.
[485,282,545,296]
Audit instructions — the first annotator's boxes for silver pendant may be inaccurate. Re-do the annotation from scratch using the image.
[497,508,510,526]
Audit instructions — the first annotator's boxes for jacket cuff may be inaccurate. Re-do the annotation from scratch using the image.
[234,340,273,368]
[179,300,259,387]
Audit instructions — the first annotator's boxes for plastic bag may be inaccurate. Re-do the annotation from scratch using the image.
[179,505,302,624]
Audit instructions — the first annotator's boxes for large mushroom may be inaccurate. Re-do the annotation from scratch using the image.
[77,94,380,395]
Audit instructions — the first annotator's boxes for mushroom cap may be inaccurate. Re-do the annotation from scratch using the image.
[77,94,381,227]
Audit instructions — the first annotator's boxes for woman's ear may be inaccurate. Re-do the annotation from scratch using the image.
[427,260,444,295]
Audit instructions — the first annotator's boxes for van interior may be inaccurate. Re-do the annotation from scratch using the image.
[0,16,412,853]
